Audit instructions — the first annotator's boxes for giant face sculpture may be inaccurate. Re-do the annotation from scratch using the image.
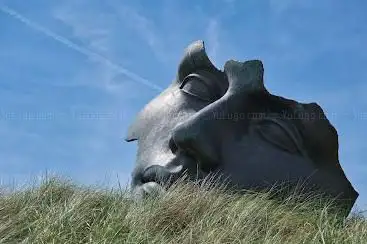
[125,40,358,213]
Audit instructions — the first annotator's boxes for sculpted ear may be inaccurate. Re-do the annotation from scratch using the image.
[177,40,221,82]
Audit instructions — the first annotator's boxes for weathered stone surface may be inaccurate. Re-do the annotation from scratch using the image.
[125,40,358,214]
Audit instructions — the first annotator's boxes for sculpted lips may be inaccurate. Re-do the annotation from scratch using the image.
[135,155,204,198]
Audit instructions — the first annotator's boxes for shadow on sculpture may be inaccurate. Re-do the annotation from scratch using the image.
[125,40,358,216]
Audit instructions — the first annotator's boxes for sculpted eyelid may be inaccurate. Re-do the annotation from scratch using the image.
[180,73,222,99]
[258,118,307,156]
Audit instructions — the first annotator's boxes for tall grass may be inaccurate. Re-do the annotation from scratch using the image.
[0,176,366,243]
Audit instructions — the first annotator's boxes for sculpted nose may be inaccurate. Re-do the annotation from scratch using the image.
[170,120,221,173]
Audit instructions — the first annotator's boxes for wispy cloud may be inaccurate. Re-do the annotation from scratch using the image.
[268,0,323,14]
[107,2,167,63]
[268,0,295,14]
[205,19,220,62]
[0,2,147,188]
[0,4,163,92]
[105,0,232,69]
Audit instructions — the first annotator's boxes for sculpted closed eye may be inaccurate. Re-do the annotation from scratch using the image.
[255,119,304,155]
[180,75,217,102]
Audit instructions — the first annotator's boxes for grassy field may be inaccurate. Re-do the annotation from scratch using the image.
[0,176,366,244]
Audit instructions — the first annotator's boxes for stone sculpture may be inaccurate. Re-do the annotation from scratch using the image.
[125,40,358,214]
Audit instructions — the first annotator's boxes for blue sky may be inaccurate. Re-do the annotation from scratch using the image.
[0,0,366,211]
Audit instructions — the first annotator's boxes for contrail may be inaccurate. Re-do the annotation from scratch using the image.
[0,4,163,92]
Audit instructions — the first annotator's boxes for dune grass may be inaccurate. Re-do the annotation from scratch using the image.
[0,176,366,244]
